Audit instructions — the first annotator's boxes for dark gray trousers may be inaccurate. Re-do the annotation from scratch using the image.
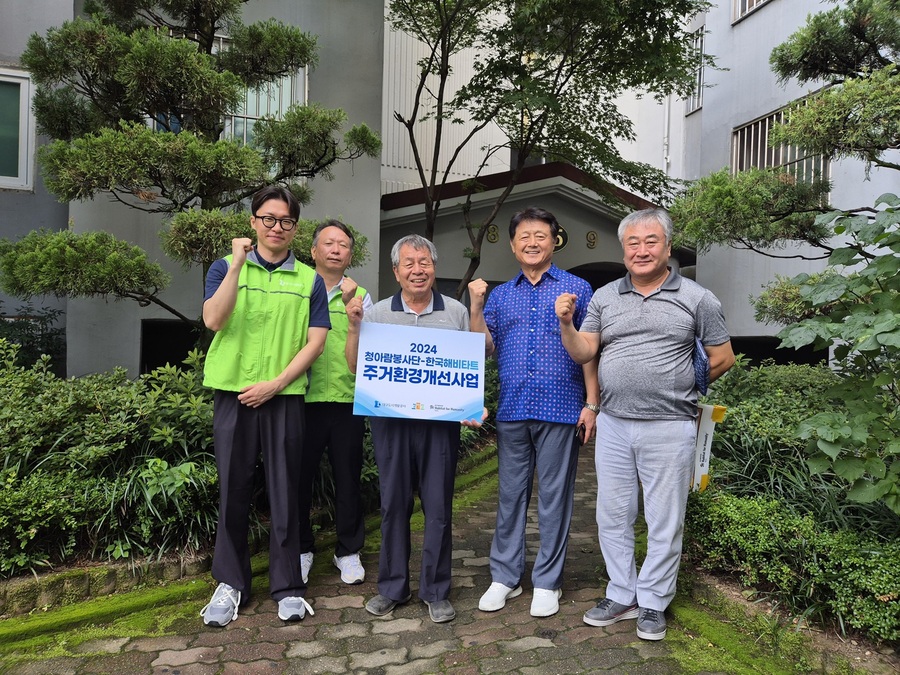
[370,417,459,603]
[299,402,366,557]
[211,391,305,601]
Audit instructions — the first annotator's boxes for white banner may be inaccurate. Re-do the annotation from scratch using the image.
[353,322,485,423]
[691,404,727,491]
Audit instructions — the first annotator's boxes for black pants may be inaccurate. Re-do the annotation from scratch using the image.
[298,402,366,557]
[210,391,305,601]
[370,417,459,603]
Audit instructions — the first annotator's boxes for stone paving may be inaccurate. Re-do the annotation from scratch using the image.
[5,445,719,674]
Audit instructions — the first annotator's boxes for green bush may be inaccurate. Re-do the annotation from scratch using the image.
[705,358,898,539]
[0,470,107,575]
[685,491,900,643]
[776,196,900,516]
[0,338,500,578]
[0,341,222,572]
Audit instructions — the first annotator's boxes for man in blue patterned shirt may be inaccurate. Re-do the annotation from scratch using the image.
[469,206,600,618]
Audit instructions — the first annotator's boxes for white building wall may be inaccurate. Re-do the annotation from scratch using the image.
[66,202,201,376]
[272,0,385,300]
[381,13,509,195]
[617,0,896,340]
[0,1,73,329]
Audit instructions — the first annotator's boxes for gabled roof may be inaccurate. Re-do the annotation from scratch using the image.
[381,161,657,213]
[381,161,695,266]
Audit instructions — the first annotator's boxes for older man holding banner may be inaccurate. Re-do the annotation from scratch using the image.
[345,234,486,625]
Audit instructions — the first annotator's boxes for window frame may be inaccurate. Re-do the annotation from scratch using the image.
[685,27,705,115]
[212,36,307,147]
[733,0,775,22]
[0,68,36,191]
[731,104,830,183]
[150,34,307,147]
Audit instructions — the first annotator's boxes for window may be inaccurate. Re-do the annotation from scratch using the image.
[731,107,829,183]
[152,35,306,146]
[685,28,704,115]
[213,37,306,147]
[0,69,35,190]
[733,0,774,21]
[224,73,305,146]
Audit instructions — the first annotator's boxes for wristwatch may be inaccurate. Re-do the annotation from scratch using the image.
[583,402,601,413]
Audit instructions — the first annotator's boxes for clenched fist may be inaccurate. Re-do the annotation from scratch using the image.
[555,293,578,324]
[340,276,359,305]
[231,237,253,266]
[468,278,488,310]
[345,295,364,327]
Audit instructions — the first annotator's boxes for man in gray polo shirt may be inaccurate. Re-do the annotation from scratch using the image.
[555,208,735,641]
[345,234,481,625]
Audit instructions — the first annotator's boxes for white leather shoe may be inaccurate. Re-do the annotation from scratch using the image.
[530,588,562,617]
[478,582,523,612]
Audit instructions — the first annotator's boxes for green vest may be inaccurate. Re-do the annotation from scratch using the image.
[203,254,317,395]
[305,284,367,403]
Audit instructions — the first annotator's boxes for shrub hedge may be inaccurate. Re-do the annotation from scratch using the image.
[685,358,900,644]
[685,491,900,642]
[0,339,499,578]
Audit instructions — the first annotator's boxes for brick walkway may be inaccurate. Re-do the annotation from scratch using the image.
[6,445,712,674]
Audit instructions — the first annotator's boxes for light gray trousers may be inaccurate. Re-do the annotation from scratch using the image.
[594,411,696,611]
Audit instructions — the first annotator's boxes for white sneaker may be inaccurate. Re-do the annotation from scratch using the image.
[333,553,365,584]
[478,582,523,612]
[277,595,315,621]
[200,583,241,627]
[530,588,562,617]
[300,552,314,584]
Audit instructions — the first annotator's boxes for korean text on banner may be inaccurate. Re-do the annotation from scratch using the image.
[353,322,485,423]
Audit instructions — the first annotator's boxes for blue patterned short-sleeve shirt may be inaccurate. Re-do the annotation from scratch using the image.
[484,264,592,424]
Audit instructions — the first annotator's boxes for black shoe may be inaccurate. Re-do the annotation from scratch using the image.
[424,598,456,623]
[365,593,411,616]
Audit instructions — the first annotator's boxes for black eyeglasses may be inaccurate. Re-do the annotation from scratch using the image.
[254,214,298,231]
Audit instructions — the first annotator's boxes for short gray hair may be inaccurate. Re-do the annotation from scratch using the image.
[390,234,438,267]
[617,208,673,245]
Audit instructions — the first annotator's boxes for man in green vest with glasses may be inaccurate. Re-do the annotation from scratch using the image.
[200,185,330,627]
[299,220,373,587]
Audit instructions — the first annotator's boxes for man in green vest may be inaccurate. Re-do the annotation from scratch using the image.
[299,220,373,587]
[200,185,330,627]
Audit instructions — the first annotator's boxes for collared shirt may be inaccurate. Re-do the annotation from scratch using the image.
[581,267,730,420]
[484,264,593,424]
[364,289,469,331]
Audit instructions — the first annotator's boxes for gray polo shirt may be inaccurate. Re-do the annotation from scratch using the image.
[364,289,469,331]
[581,268,730,420]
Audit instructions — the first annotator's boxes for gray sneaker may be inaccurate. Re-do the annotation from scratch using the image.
[583,598,639,627]
[278,595,314,621]
[365,593,411,616]
[636,607,667,640]
[200,583,241,627]
[424,598,456,623]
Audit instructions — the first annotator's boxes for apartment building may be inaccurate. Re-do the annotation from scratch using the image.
[614,0,897,360]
